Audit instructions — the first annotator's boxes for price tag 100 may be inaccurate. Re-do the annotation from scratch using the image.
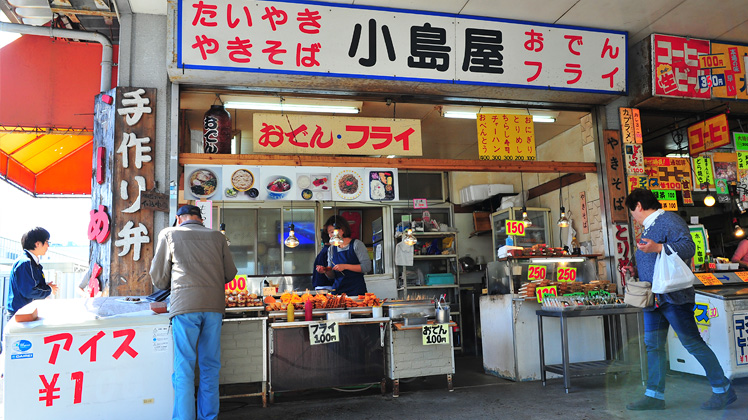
[309,321,340,345]
[535,285,557,303]
[422,324,450,345]
[505,220,526,236]
[556,267,577,282]
[527,265,547,280]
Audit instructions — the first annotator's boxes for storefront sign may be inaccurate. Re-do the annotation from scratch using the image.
[614,224,632,284]
[252,113,422,156]
[652,189,678,211]
[477,114,535,161]
[603,130,627,222]
[692,157,715,188]
[413,198,428,209]
[535,285,557,303]
[711,43,747,100]
[580,191,589,234]
[736,133,748,151]
[693,302,712,326]
[619,107,642,144]
[505,220,526,236]
[652,34,711,99]
[177,0,627,93]
[688,114,730,156]
[556,267,577,282]
[422,324,450,345]
[699,54,727,69]
[733,313,748,365]
[629,157,692,205]
[623,143,645,175]
[689,225,709,269]
[736,272,748,282]
[309,322,339,345]
[738,152,748,170]
[527,265,547,280]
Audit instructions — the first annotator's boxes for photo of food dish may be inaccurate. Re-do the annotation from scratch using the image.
[231,169,254,191]
[369,171,395,200]
[266,176,292,199]
[297,175,311,189]
[189,168,218,198]
[334,171,363,200]
[310,174,330,191]
[301,189,313,200]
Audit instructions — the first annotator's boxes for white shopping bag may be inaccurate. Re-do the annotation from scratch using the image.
[652,244,696,294]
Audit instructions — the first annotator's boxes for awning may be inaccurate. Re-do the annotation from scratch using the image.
[0,127,92,196]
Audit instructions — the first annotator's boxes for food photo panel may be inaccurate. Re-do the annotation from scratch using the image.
[184,165,222,201]
[366,168,398,201]
[261,166,296,201]
[296,167,331,201]
[332,168,366,202]
[221,166,262,201]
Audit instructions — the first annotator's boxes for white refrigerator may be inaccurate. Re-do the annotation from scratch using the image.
[3,298,173,419]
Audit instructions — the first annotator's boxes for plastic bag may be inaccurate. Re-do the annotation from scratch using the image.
[652,244,696,294]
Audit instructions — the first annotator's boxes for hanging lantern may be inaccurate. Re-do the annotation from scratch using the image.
[403,228,418,246]
[203,105,232,154]
[284,224,299,248]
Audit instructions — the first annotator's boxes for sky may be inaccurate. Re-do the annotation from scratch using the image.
[0,181,91,246]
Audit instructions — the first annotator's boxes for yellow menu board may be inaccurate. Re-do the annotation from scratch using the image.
[477,114,536,161]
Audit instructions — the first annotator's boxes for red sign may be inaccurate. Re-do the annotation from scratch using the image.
[652,34,711,99]
[688,114,730,156]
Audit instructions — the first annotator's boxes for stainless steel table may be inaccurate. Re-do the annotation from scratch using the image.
[537,306,646,393]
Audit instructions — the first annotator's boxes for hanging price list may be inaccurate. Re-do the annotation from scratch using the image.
[422,324,450,345]
[309,322,339,345]
[505,220,526,236]
[557,267,577,282]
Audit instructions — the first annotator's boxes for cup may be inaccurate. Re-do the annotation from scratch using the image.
[372,306,383,318]
[436,307,450,324]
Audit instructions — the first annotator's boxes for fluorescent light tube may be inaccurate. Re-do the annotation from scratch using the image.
[530,257,586,264]
[223,101,360,114]
[443,110,555,123]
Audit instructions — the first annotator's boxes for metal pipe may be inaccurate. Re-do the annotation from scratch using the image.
[0,21,113,92]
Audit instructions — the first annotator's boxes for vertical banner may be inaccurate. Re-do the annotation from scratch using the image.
[623,143,645,175]
[689,225,709,270]
[692,157,715,189]
[603,130,628,222]
[713,153,737,203]
[477,114,536,161]
[619,108,642,144]
[711,42,748,101]
[613,224,632,287]
[580,191,589,234]
[688,114,730,156]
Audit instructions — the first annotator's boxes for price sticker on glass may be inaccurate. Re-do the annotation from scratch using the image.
[527,265,546,280]
[505,220,526,236]
[422,324,450,345]
[557,267,577,282]
[309,321,339,345]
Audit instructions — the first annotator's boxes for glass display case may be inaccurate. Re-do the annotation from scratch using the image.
[491,207,552,256]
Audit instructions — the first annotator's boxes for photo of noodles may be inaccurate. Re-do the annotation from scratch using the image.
[189,169,218,198]
[231,169,254,191]
[334,171,363,199]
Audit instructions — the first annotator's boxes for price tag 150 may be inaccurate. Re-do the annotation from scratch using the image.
[527,265,546,280]
[556,267,577,282]
[309,321,340,345]
[535,285,557,303]
[505,220,526,236]
[422,324,450,345]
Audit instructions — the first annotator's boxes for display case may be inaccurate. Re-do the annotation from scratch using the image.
[491,207,552,256]
[395,231,463,350]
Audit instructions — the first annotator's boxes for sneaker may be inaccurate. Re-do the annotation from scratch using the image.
[701,387,737,410]
[626,396,665,411]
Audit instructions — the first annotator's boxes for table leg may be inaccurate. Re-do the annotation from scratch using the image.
[393,379,400,398]
[637,311,647,386]
[447,374,453,392]
[560,315,570,393]
[537,314,546,386]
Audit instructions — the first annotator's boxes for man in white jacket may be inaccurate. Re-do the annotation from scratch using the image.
[150,205,237,420]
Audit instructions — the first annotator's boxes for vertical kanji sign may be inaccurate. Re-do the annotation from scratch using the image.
[619,107,642,144]
[476,113,536,161]
[603,130,627,223]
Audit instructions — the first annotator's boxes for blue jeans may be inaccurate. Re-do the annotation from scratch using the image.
[643,302,730,400]
[171,312,223,420]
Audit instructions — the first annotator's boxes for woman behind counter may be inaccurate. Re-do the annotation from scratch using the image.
[311,225,332,288]
[315,215,371,296]
[731,238,748,269]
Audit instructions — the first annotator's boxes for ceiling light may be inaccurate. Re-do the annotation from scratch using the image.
[441,106,559,123]
[403,228,418,246]
[530,257,586,264]
[521,207,533,227]
[704,192,716,207]
[734,218,744,238]
[223,98,361,114]
[386,155,396,158]
[557,207,569,228]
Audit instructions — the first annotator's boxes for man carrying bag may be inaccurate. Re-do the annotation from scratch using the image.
[623,189,735,411]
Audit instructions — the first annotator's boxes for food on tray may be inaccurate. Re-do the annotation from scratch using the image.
[268,177,291,192]
[370,171,395,200]
[189,169,218,197]
[231,169,254,191]
[338,173,359,194]
[312,176,329,190]
[301,189,313,200]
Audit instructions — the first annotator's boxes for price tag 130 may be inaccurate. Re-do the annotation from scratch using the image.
[505,220,526,236]
[527,265,546,280]
[535,285,557,303]
[309,321,340,345]
[556,267,577,282]
[422,324,450,345]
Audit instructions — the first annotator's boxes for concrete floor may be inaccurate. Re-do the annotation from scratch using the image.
[217,356,748,420]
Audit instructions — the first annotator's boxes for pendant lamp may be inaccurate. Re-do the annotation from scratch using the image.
[220,201,231,245]
[557,174,569,228]
[403,228,418,246]
[734,218,744,238]
[704,186,716,207]
[284,202,299,248]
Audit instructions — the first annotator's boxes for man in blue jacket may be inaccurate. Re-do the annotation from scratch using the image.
[6,227,58,319]
[624,189,735,411]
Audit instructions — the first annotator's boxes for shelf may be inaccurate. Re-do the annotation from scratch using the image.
[394,231,457,239]
[413,254,458,259]
[398,285,459,290]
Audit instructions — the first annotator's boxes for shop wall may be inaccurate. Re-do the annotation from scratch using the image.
[455,213,493,265]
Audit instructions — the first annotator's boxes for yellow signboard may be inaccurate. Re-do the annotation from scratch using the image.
[735,272,748,282]
[692,157,714,188]
[477,114,536,161]
[252,113,423,156]
[711,43,747,100]
[695,273,723,286]
[619,107,642,144]
[698,54,727,69]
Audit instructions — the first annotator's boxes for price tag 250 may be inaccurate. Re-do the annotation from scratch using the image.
[557,267,577,282]
[422,324,450,345]
[505,220,526,236]
[528,265,546,280]
[309,321,340,345]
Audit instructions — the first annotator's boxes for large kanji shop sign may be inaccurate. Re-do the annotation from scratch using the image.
[176,0,627,93]
[252,113,421,156]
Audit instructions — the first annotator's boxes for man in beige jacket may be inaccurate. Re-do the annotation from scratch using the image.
[150,205,237,420]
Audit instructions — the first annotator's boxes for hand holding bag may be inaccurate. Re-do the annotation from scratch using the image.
[652,244,696,294]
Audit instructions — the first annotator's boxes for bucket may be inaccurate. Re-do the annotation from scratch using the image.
[436,307,450,324]
[372,306,383,318]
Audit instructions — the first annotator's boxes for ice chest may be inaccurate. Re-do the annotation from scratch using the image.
[425,273,455,285]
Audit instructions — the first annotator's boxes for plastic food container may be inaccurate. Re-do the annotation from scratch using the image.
[716,263,730,271]
[326,311,351,321]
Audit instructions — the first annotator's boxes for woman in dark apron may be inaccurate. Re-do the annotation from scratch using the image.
[315,216,371,296]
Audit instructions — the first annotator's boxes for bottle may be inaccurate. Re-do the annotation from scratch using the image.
[203,105,232,154]
[287,303,295,322]
[304,299,313,321]
[572,236,581,255]
[506,236,514,246]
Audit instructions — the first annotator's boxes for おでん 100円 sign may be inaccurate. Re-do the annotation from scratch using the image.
[422,324,450,345]
[309,322,339,345]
